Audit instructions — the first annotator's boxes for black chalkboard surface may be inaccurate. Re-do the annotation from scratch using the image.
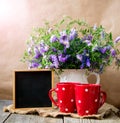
[13,70,53,109]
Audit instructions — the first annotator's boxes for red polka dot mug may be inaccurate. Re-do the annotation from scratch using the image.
[75,84,106,116]
[49,82,78,113]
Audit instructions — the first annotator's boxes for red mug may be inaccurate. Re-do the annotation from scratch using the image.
[49,82,77,113]
[75,84,106,116]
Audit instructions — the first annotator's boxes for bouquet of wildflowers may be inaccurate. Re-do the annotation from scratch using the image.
[22,17,120,73]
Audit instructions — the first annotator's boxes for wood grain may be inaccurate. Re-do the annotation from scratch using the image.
[0,100,12,123]
[1,100,120,123]
[5,114,63,123]
[64,114,120,123]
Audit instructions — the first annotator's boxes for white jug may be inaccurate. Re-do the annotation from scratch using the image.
[59,69,100,84]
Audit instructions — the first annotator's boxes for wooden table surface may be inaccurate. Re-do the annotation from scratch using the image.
[0,100,120,123]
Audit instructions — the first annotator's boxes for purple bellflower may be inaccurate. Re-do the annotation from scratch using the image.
[77,50,91,69]
[48,28,53,33]
[76,54,82,61]
[69,28,77,41]
[101,31,105,39]
[86,58,90,67]
[114,36,120,43]
[29,62,40,69]
[34,47,42,59]
[52,47,57,52]
[40,45,49,54]
[50,35,58,42]
[39,42,49,55]
[27,47,32,55]
[110,48,116,57]
[49,55,59,68]
[99,47,107,54]
[60,31,70,48]
[58,54,70,63]
[82,35,93,46]
[87,35,93,41]
[84,40,92,46]
[40,41,45,47]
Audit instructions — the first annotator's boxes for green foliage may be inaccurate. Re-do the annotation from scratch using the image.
[22,16,120,73]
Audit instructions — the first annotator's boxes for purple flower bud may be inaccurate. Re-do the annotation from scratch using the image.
[40,47,45,54]
[52,47,57,52]
[49,55,59,68]
[39,45,49,54]
[106,45,111,50]
[54,61,59,68]
[48,28,53,33]
[40,41,45,47]
[29,62,39,68]
[86,58,90,67]
[34,47,39,54]
[87,35,93,41]
[110,48,116,57]
[45,65,50,69]
[114,36,120,43]
[84,40,92,46]
[60,34,70,48]
[64,41,70,48]
[49,55,55,61]
[34,47,42,59]
[82,35,92,42]
[58,54,70,63]
[69,28,77,41]
[100,47,107,54]
[80,63,85,69]
[76,54,82,61]
[50,64,55,69]
[44,45,49,51]
[27,47,32,55]
[50,35,58,42]
[101,31,105,39]
[60,35,68,42]
[60,31,68,41]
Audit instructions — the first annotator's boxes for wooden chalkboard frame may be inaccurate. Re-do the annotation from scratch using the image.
[13,69,54,109]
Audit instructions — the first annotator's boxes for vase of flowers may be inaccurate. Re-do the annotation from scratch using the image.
[22,16,120,84]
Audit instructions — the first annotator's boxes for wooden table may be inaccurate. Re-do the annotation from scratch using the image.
[0,100,120,123]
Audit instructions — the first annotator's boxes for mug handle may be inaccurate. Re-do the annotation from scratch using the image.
[49,88,59,107]
[99,91,107,108]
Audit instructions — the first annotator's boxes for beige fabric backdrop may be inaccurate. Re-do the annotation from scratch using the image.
[0,0,120,108]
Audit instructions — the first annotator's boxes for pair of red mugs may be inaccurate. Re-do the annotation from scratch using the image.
[49,82,106,116]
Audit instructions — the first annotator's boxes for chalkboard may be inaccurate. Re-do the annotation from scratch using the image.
[13,70,53,109]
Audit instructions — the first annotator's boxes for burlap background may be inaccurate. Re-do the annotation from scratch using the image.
[0,0,120,108]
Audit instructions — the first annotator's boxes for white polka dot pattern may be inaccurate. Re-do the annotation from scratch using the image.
[85,110,89,113]
[60,100,62,103]
[95,99,98,102]
[85,88,88,92]
[65,108,68,111]
[71,99,74,102]
[62,87,65,91]
[78,100,81,103]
